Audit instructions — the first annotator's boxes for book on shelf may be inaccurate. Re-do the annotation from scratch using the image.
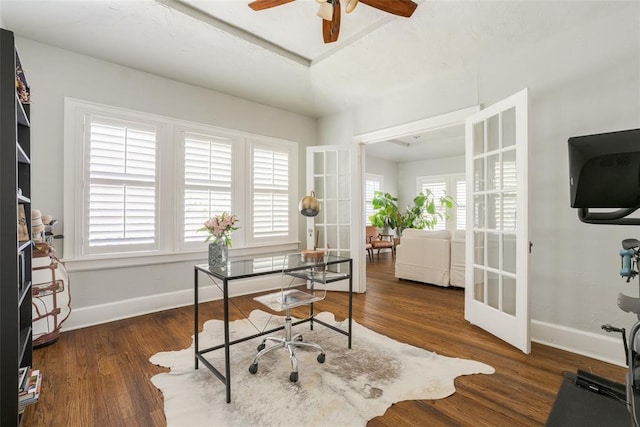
[19,369,41,407]
[19,368,38,397]
[18,204,29,242]
[18,366,29,390]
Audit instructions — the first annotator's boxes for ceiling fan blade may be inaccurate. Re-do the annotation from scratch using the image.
[359,0,417,17]
[322,0,341,43]
[248,0,295,11]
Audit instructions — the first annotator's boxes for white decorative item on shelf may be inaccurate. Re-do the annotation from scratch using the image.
[31,208,44,242]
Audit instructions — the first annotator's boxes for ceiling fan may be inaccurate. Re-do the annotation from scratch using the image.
[248,0,418,44]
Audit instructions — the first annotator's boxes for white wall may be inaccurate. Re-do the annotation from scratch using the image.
[365,154,398,196]
[16,38,316,328]
[319,6,640,364]
[397,155,464,209]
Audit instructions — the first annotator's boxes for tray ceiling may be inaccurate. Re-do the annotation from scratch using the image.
[1,0,632,120]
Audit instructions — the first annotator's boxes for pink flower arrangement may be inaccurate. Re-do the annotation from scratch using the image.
[199,212,239,247]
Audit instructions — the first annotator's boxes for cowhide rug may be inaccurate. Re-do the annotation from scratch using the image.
[150,310,494,426]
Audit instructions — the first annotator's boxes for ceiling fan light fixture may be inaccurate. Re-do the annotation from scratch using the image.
[317,1,334,21]
[249,0,417,44]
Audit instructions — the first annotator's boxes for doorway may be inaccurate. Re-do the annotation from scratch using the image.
[353,106,481,291]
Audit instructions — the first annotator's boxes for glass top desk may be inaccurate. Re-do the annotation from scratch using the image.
[193,253,353,403]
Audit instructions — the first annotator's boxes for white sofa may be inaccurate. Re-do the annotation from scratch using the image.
[450,230,466,287]
[394,229,466,288]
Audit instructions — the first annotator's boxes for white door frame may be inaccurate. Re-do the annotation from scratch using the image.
[306,144,363,292]
[464,88,530,353]
[352,105,481,293]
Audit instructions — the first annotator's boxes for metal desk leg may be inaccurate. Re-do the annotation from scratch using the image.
[223,278,231,403]
[194,267,199,369]
[348,259,353,349]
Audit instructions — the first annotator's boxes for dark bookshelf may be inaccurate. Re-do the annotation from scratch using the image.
[0,28,33,425]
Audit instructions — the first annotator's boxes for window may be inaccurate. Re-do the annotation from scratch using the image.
[417,173,466,231]
[64,99,298,264]
[455,177,466,230]
[364,174,383,225]
[183,133,233,243]
[252,145,290,239]
[502,157,517,230]
[86,116,158,254]
[417,178,448,231]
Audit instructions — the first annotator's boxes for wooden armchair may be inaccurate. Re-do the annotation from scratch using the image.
[365,239,373,262]
[365,226,395,261]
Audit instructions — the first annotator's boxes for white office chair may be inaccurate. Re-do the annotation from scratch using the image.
[249,252,327,383]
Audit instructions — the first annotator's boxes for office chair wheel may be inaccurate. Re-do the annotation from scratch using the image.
[257,342,266,351]
[317,353,325,363]
[295,335,303,341]
[289,372,298,382]
[249,363,258,374]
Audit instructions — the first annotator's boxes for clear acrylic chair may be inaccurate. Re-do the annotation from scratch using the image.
[249,252,327,383]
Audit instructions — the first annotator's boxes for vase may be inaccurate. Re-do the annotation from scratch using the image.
[208,240,228,269]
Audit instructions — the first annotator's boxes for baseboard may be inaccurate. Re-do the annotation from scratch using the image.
[532,319,626,367]
[62,275,284,331]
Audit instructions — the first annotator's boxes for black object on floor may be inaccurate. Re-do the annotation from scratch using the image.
[546,371,629,427]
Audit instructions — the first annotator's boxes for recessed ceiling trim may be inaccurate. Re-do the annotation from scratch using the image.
[388,139,411,147]
[156,0,311,67]
[354,105,482,145]
[310,14,395,66]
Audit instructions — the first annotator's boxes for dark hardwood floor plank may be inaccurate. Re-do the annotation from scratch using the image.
[22,252,627,426]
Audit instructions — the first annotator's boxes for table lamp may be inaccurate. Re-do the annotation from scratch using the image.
[299,191,324,259]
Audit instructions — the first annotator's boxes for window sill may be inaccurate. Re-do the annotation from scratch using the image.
[62,241,301,273]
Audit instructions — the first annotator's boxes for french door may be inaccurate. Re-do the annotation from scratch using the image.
[306,145,362,292]
[464,89,530,353]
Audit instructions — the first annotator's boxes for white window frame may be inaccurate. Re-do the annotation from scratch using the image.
[416,173,466,231]
[83,114,160,256]
[364,173,383,226]
[64,98,299,270]
[248,138,297,245]
[176,125,245,252]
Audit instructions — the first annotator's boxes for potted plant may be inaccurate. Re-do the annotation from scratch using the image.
[397,190,456,237]
[369,190,456,238]
[368,191,401,234]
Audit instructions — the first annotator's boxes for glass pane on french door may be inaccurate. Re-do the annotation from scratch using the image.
[309,147,352,277]
[472,107,518,314]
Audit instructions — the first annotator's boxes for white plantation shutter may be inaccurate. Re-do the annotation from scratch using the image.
[365,174,382,225]
[419,178,448,231]
[416,173,466,232]
[87,117,157,250]
[253,147,289,238]
[183,133,233,242]
[66,99,300,261]
[502,158,517,231]
[456,178,467,230]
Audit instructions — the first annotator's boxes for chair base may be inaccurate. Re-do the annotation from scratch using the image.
[248,311,325,383]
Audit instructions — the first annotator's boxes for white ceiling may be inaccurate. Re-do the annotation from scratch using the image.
[0,0,630,161]
[365,124,465,163]
[183,0,397,63]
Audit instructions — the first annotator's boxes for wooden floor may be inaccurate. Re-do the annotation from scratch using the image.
[23,253,626,426]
